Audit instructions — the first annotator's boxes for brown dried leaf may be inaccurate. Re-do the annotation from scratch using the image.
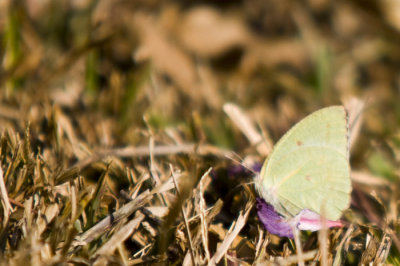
[177,7,250,57]
[132,13,197,92]
[94,213,145,257]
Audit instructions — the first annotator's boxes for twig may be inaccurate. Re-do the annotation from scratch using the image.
[72,143,234,171]
[71,190,151,249]
[293,227,305,266]
[0,165,13,224]
[95,213,145,256]
[199,169,212,263]
[223,103,271,156]
[209,199,254,265]
[170,164,196,266]
[319,215,328,266]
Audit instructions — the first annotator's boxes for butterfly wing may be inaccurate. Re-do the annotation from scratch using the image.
[258,106,351,221]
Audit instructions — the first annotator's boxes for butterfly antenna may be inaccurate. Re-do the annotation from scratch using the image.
[224,153,257,175]
[224,153,260,197]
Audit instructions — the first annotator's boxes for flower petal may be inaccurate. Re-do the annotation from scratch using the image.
[256,198,343,238]
[256,198,294,238]
[296,209,343,231]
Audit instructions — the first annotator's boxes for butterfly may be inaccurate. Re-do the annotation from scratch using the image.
[256,106,352,238]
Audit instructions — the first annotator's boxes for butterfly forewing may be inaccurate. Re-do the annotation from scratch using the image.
[259,106,351,220]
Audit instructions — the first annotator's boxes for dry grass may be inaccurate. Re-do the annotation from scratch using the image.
[0,0,400,265]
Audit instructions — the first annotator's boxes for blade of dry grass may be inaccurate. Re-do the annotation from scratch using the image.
[149,137,161,186]
[293,227,305,266]
[374,232,392,264]
[254,227,265,261]
[94,213,145,257]
[351,170,391,187]
[0,165,13,223]
[170,163,198,266]
[344,97,365,150]
[37,204,59,236]
[208,199,253,265]
[274,99,364,162]
[157,169,197,261]
[333,225,355,266]
[182,167,215,266]
[72,143,234,171]
[276,250,318,265]
[71,190,152,248]
[199,169,211,263]
[319,214,329,266]
[70,181,77,224]
[223,103,271,156]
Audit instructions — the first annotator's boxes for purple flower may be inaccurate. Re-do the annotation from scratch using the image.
[256,198,294,238]
[256,198,343,238]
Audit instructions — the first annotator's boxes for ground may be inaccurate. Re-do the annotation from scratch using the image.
[0,0,399,265]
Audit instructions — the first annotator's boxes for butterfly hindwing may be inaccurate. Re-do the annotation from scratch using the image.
[259,106,351,220]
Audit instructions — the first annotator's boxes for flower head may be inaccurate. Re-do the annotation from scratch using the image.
[256,198,343,238]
